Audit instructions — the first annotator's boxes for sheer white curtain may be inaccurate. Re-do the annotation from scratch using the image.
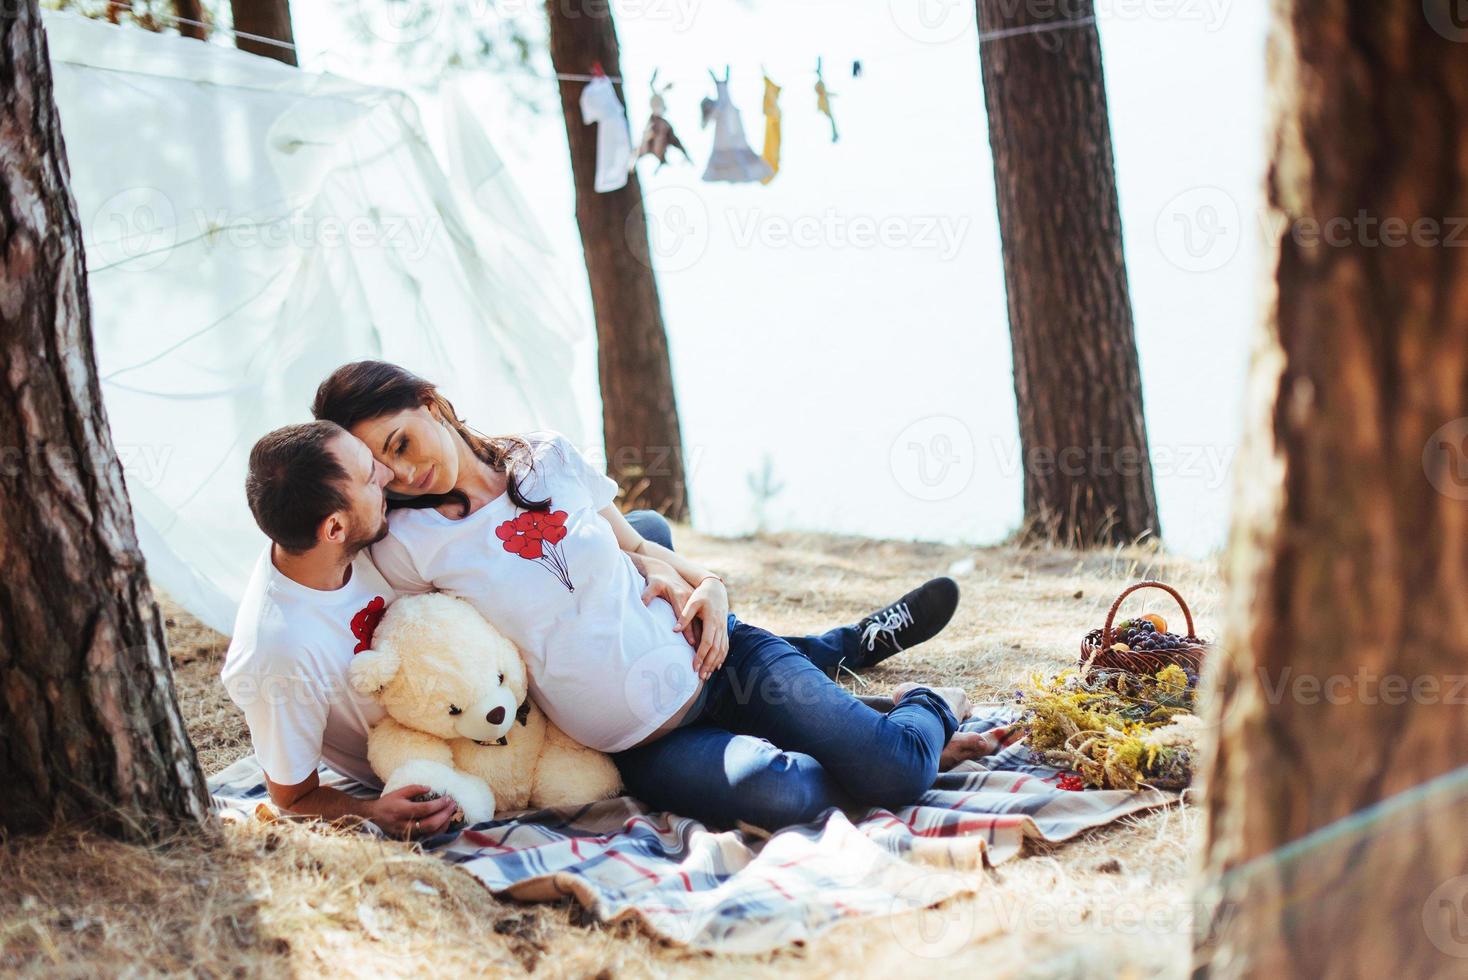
[45,12,594,634]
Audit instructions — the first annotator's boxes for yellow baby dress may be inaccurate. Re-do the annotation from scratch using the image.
[760,74,781,184]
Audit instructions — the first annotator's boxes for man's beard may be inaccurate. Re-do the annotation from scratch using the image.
[343,512,390,556]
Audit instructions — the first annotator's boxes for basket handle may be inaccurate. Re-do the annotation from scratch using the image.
[1100,581,1196,649]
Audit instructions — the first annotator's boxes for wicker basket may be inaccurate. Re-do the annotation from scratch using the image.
[1080,581,1208,678]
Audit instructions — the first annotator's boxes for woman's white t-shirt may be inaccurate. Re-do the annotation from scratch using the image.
[370,432,699,753]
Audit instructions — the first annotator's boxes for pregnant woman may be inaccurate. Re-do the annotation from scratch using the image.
[313,361,990,829]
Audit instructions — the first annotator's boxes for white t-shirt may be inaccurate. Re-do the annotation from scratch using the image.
[221,548,395,787]
[579,75,631,193]
[371,432,699,753]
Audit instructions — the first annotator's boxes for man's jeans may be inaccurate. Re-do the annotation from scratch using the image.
[615,510,957,829]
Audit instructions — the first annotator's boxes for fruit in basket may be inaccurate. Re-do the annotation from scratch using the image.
[1081,582,1209,690]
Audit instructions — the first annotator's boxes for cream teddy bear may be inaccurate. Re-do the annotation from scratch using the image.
[348,592,622,825]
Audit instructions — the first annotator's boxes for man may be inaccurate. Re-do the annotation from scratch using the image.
[223,421,459,838]
[224,423,966,839]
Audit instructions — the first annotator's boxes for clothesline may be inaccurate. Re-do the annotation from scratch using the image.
[99,0,1104,84]
[978,15,1098,44]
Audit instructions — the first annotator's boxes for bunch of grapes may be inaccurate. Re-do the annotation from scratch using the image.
[1087,619,1204,653]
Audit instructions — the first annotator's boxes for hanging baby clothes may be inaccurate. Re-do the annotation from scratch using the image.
[759,74,781,184]
[632,70,689,172]
[579,74,631,193]
[815,60,838,143]
[700,69,773,184]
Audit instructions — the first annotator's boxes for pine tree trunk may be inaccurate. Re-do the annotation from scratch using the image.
[174,0,208,40]
[1196,1,1468,974]
[0,0,210,839]
[547,2,690,519]
[230,0,296,67]
[975,0,1159,545]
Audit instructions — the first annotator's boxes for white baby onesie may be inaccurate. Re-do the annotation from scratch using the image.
[579,76,631,193]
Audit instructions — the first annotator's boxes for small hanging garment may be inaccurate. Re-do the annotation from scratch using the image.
[759,74,781,184]
[815,59,838,143]
[632,70,689,171]
[579,74,631,193]
[700,68,773,184]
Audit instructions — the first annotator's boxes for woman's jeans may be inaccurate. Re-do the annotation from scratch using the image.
[615,511,959,829]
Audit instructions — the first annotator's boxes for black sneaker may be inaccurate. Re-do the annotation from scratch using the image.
[852,577,959,670]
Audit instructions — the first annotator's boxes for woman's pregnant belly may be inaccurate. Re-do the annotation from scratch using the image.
[532,594,700,752]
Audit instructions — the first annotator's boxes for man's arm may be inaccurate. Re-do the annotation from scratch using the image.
[267,770,458,839]
[226,665,455,838]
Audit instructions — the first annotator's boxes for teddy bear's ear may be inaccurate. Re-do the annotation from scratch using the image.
[348,647,401,696]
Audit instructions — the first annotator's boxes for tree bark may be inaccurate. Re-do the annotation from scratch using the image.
[974,0,1159,545]
[1196,1,1468,975]
[174,0,209,41]
[0,0,210,839]
[229,0,296,67]
[547,1,690,519]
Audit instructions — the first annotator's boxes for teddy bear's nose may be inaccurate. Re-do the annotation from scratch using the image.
[486,706,506,725]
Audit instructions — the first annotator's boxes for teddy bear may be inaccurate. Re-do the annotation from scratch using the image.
[347,592,622,825]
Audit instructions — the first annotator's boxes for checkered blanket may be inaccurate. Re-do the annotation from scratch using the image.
[208,707,1171,953]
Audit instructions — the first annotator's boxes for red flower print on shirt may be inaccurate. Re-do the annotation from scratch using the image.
[351,596,387,653]
[496,507,574,592]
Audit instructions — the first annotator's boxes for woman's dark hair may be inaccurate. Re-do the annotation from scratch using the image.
[311,360,549,516]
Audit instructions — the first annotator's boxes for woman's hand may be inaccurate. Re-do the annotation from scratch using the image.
[674,578,730,680]
[639,557,697,644]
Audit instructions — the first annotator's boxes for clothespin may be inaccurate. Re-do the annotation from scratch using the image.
[590,61,606,78]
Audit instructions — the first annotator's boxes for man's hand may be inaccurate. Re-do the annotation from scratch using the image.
[639,556,698,644]
[675,579,730,680]
[366,784,460,839]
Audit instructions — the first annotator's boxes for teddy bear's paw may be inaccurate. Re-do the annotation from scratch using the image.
[457,794,497,827]
[436,771,497,825]
[384,761,496,825]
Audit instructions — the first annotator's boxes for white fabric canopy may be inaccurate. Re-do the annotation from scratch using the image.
[44,12,595,635]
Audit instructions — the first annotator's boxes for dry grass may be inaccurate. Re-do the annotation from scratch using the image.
[0,527,1217,978]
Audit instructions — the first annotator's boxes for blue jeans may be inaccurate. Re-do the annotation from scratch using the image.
[616,511,959,829]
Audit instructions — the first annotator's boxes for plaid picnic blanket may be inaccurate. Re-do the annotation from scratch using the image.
[208,707,1172,953]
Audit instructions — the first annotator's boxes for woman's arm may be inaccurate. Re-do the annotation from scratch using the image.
[600,506,715,587]
[599,506,730,680]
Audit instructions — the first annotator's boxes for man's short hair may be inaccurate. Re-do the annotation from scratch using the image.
[246,422,349,554]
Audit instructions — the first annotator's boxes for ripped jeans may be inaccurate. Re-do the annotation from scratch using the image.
[613,511,958,829]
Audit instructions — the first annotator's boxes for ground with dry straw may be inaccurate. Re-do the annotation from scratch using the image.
[1,527,1216,978]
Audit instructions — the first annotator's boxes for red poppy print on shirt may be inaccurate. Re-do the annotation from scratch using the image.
[351,595,387,653]
[495,507,574,592]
